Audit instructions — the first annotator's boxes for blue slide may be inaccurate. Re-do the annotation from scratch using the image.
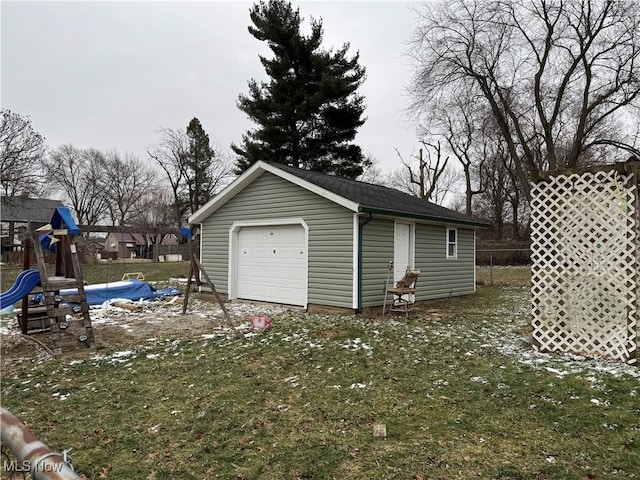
[0,269,41,310]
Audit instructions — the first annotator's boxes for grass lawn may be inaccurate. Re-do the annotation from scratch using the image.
[0,261,192,292]
[1,266,638,479]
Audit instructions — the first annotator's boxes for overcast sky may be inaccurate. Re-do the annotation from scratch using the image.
[2,1,423,175]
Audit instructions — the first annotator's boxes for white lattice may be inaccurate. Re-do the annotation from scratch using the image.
[530,167,638,364]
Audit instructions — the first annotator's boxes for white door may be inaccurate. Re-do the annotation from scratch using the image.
[394,222,414,301]
[394,222,413,281]
[236,224,307,306]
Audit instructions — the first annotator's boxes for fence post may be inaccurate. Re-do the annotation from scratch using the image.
[489,251,494,286]
[0,406,81,479]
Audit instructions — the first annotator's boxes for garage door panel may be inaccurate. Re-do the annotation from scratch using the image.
[293,266,306,281]
[236,225,307,306]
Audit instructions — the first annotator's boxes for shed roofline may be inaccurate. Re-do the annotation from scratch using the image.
[189,161,490,228]
[188,161,359,224]
[357,207,491,228]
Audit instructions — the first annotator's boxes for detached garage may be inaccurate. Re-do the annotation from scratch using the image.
[189,161,490,312]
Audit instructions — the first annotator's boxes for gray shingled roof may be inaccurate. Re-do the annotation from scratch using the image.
[273,163,490,227]
[0,196,65,224]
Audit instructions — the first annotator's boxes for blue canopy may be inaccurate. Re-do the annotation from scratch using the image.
[40,207,81,252]
[51,207,81,235]
[180,226,192,239]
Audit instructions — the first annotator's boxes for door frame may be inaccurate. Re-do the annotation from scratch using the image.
[393,221,415,279]
[393,221,415,302]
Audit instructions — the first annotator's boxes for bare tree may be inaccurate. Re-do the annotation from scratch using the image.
[357,155,388,185]
[391,140,460,205]
[130,187,176,229]
[422,89,532,234]
[101,151,158,226]
[147,127,189,226]
[0,109,47,196]
[45,144,110,226]
[409,0,640,201]
[148,125,232,225]
[432,98,488,216]
[475,145,510,239]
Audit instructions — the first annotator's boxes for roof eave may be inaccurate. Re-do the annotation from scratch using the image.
[358,206,492,228]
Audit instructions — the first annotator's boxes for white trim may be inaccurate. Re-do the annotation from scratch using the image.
[228,218,309,307]
[393,221,416,303]
[394,221,415,272]
[473,229,477,292]
[189,161,360,224]
[446,227,458,259]
[352,213,359,309]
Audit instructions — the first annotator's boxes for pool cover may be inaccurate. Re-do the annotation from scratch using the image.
[32,280,179,306]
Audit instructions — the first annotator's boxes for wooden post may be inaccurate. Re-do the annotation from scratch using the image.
[182,236,230,324]
[182,256,195,316]
[20,239,31,335]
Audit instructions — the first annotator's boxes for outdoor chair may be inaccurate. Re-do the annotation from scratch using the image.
[383,266,420,316]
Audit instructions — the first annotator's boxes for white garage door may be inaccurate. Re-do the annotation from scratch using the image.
[237,224,307,306]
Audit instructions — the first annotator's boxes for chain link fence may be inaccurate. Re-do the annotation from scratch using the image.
[476,248,532,286]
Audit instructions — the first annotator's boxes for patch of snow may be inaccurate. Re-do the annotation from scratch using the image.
[470,376,488,384]
[545,367,569,377]
[350,382,369,389]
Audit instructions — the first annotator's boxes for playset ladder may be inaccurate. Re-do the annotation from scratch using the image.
[33,234,95,356]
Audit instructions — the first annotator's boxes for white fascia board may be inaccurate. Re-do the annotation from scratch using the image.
[473,229,477,293]
[188,161,360,224]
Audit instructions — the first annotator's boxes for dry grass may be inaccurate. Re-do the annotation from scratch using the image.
[1,264,639,479]
[0,261,192,292]
[476,265,531,287]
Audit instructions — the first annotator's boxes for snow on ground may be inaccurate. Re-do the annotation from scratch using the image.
[2,288,638,383]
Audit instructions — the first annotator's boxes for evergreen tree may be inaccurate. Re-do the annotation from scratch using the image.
[232,0,369,179]
[184,117,216,214]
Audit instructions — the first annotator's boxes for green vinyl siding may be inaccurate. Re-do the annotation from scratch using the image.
[360,218,395,307]
[199,172,354,308]
[360,220,476,307]
[414,224,476,300]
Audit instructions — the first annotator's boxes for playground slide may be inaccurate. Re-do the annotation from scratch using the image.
[0,269,41,310]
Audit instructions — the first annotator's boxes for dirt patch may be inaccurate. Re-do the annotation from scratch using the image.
[0,295,290,367]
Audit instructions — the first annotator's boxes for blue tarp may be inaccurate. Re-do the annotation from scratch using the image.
[30,280,179,306]
[76,280,157,305]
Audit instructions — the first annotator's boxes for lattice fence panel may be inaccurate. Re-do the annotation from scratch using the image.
[531,167,638,364]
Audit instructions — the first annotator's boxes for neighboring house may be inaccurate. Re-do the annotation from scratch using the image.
[189,161,490,312]
[104,232,178,259]
[1,196,66,260]
[1,196,65,233]
[104,232,145,258]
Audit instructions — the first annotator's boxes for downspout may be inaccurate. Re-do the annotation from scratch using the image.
[357,212,373,313]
